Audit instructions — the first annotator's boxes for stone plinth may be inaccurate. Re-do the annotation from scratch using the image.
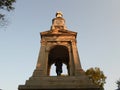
[18,76,101,90]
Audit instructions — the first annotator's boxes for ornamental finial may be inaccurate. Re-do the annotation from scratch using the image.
[56,11,63,18]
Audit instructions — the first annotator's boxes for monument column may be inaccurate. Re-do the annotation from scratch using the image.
[71,40,84,75]
[68,44,75,76]
[32,40,47,76]
[44,44,50,76]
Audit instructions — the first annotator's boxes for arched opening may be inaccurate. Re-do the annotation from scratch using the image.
[48,45,69,76]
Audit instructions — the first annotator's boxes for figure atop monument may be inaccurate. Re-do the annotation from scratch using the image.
[56,11,63,18]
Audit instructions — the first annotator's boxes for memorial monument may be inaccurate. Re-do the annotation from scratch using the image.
[18,11,101,90]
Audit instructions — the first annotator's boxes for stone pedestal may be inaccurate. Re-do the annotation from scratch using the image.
[19,76,101,90]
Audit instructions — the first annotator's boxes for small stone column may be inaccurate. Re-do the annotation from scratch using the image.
[71,40,84,75]
[32,40,47,76]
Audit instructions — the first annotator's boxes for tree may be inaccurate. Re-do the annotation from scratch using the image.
[0,0,16,26]
[85,67,106,89]
[116,79,120,90]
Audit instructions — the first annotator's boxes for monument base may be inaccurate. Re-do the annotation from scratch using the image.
[18,76,102,90]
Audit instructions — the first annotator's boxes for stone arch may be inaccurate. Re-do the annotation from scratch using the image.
[47,45,69,76]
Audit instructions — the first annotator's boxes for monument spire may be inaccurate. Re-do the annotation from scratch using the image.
[51,11,67,30]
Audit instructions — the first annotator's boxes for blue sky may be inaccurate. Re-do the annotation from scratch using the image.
[0,0,120,90]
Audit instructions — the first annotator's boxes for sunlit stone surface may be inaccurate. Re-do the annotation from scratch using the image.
[18,12,101,90]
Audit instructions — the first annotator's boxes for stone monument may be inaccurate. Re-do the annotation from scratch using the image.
[18,12,101,90]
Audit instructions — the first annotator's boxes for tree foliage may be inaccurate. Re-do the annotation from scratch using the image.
[0,0,15,11]
[116,79,120,90]
[86,67,106,88]
[0,0,15,26]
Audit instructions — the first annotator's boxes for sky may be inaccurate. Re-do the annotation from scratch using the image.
[0,0,120,90]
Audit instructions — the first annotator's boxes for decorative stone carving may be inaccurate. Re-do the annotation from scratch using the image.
[56,11,63,17]
[51,12,67,30]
